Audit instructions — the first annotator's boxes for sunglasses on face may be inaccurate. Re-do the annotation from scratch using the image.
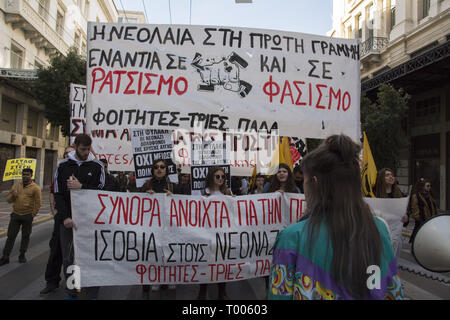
[154,165,166,169]
[215,174,225,180]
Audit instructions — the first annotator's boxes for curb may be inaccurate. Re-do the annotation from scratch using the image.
[0,215,53,237]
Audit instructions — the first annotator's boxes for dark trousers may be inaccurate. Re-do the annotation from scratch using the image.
[60,224,76,295]
[2,213,33,258]
[59,224,99,299]
[44,218,63,286]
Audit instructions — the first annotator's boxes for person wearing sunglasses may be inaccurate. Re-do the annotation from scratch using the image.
[197,166,231,300]
[410,178,437,244]
[202,167,231,197]
[141,159,174,195]
[141,159,175,294]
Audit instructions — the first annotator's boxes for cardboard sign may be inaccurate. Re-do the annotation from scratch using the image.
[190,140,230,192]
[2,158,36,181]
[130,128,178,188]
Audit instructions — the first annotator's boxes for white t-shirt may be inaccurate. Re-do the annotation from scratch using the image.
[204,188,223,196]
[202,187,232,196]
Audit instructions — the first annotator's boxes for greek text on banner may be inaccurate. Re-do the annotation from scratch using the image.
[71,190,407,287]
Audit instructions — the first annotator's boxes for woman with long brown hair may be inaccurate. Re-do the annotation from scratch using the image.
[374,168,408,259]
[374,168,404,198]
[141,159,175,293]
[141,159,174,195]
[202,166,231,196]
[198,166,231,300]
[269,134,403,300]
[262,163,300,194]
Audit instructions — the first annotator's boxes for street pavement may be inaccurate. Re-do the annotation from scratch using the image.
[0,189,449,300]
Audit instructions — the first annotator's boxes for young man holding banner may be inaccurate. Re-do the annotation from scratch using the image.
[53,134,105,299]
[40,146,74,295]
[0,168,41,266]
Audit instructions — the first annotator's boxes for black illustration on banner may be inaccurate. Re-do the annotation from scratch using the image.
[191,52,252,98]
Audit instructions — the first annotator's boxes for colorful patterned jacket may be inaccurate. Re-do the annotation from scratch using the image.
[268,217,403,300]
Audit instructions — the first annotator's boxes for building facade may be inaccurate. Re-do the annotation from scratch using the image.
[118,10,146,24]
[329,0,450,210]
[0,0,119,191]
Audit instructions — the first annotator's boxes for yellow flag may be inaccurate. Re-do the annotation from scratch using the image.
[280,136,293,170]
[361,132,377,198]
[267,136,293,175]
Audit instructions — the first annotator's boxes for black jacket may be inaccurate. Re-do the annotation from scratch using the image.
[141,177,174,193]
[104,173,120,192]
[54,152,105,222]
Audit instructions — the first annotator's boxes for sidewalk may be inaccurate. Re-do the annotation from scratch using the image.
[0,189,53,237]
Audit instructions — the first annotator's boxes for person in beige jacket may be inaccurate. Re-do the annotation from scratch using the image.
[0,168,41,265]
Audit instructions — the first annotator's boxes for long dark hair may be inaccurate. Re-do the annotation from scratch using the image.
[374,168,403,198]
[205,167,230,195]
[300,134,382,299]
[142,159,173,193]
[267,163,298,193]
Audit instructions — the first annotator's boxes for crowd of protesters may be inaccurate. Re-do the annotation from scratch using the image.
[1,133,441,300]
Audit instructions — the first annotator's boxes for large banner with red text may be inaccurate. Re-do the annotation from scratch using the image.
[87,23,360,172]
[71,190,306,287]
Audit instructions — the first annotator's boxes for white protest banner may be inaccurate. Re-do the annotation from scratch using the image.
[71,190,306,287]
[69,84,87,145]
[71,191,407,287]
[364,197,410,227]
[87,23,361,172]
[130,128,178,188]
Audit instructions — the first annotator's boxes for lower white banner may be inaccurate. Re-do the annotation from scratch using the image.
[71,190,408,287]
[71,190,306,287]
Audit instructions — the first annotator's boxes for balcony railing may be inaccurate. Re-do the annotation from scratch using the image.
[5,0,70,57]
[360,37,389,58]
